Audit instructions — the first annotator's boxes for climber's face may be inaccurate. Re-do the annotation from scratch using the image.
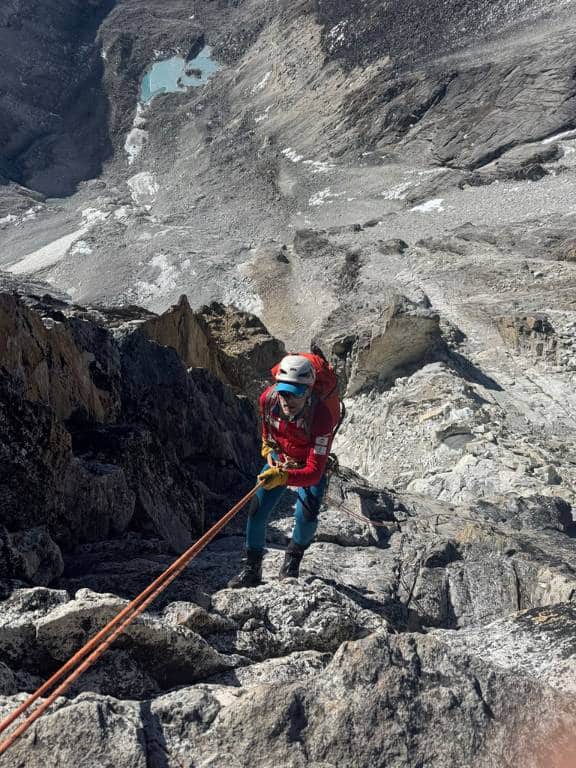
[278,390,308,418]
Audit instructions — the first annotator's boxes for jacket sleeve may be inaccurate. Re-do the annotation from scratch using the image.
[286,405,333,487]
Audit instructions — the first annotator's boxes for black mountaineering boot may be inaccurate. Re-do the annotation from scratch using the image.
[228,549,263,588]
[279,541,306,580]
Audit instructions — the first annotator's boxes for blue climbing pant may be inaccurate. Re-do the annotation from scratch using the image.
[246,461,327,552]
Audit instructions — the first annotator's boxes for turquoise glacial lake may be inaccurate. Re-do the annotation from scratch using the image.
[140,46,221,103]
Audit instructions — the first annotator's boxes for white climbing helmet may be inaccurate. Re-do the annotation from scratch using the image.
[275,354,316,387]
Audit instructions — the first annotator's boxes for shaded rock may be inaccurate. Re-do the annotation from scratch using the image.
[552,238,576,262]
[70,650,159,700]
[0,0,114,196]
[0,587,69,667]
[0,662,17,697]
[462,142,564,186]
[376,238,409,255]
[503,495,573,533]
[0,293,121,423]
[293,229,336,259]
[8,527,64,586]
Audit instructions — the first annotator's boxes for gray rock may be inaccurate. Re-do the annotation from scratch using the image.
[211,579,386,661]
[0,587,69,666]
[35,590,243,689]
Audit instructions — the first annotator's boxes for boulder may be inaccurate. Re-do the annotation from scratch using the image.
[315,295,443,395]
[199,301,285,403]
[0,694,146,768]
[35,590,243,689]
[211,579,385,661]
[0,587,69,667]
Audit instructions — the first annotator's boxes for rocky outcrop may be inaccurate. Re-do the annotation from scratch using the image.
[315,295,443,395]
[497,313,558,360]
[137,294,226,379]
[198,301,285,403]
[0,290,261,568]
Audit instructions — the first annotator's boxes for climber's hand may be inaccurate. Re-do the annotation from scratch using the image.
[258,466,289,490]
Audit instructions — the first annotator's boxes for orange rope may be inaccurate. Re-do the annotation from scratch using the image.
[0,481,264,757]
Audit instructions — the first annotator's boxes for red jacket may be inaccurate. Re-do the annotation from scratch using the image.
[260,387,333,487]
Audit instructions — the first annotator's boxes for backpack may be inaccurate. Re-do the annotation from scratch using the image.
[270,352,342,432]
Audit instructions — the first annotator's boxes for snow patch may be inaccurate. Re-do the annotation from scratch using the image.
[542,129,576,145]
[81,208,110,225]
[282,148,304,163]
[127,173,159,207]
[411,198,445,213]
[255,105,272,123]
[309,188,346,207]
[135,254,181,304]
[125,128,148,165]
[70,241,93,256]
[303,159,334,174]
[253,71,271,93]
[380,182,411,200]
[8,228,88,275]
[327,21,349,51]
[0,214,17,227]
[114,206,133,222]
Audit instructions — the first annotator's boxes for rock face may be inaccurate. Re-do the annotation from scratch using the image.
[0,0,114,196]
[3,1,576,765]
[0,290,262,565]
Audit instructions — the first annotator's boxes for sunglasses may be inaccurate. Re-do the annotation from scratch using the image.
[277,391,307,401]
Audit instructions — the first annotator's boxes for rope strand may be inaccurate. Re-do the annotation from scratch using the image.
[0,481,264,757]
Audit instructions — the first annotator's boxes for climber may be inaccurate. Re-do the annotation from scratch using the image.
[228,353,338,588]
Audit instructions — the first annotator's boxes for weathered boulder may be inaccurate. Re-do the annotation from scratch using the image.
[35,589,243,690]
[462,142,564,186]
[0,694,146,768]
[211,579,385,661]
[0,587,69,667]
[2,527,64,587]
[199,301,285,403]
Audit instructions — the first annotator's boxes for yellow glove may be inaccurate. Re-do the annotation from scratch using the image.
[258,466,289,490]
[261,440,278,467]
[261,440,274,459]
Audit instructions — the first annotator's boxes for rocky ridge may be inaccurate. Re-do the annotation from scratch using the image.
[0,285,575,767]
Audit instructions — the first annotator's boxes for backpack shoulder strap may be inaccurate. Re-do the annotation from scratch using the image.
[301,392,319,441]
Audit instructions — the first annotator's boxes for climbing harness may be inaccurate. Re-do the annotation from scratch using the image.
[0,481,265,757]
